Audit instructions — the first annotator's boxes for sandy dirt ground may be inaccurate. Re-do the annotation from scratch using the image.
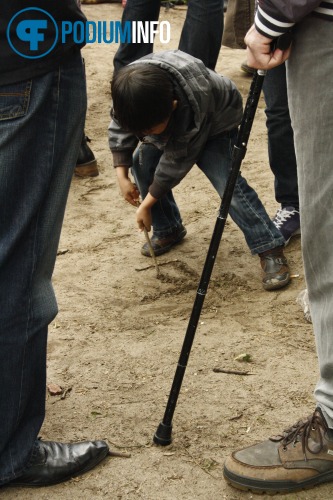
[3,4,331,500]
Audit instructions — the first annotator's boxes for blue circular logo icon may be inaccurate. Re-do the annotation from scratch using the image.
[7,7,58,59]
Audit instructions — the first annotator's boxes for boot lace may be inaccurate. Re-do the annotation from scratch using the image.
[270,411,328,460]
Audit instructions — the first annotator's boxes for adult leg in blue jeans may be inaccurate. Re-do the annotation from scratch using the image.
[113,0,160,72]
[0,53,108,487]
[113,0,224,72]
[178,0,224,71]
[263,64,300,245]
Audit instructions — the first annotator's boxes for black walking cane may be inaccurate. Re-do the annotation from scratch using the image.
[153,33,293,447]
[153,68,266,446]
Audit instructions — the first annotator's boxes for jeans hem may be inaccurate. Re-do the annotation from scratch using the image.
[250,238,285,255]
[0,442,36,485]
[152,222,183,239]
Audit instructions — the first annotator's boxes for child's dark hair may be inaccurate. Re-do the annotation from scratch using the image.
[111,63,175,134]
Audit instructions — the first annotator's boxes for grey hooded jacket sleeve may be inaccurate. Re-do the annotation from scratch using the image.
[109,50,243,199]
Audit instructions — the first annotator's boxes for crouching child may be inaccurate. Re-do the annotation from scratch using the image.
[108,50,289,291]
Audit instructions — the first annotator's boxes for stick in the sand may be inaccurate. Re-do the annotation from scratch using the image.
[213,368,253,376]
[143,227,160,277]
[134,200,160,277]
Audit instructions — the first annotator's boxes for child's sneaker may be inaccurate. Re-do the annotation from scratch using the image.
[273,206,301,245]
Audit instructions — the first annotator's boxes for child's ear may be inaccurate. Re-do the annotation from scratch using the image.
[172,100,178,110]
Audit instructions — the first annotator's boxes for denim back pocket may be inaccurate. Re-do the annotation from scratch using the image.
[0,80,32,121]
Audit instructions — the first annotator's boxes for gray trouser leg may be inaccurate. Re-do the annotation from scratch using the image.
[287,17,333,425]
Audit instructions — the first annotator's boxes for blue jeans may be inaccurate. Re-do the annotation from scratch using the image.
[263,64,299,209]
[132,131,285,254]
[113,0,224,71]
[0,52,86,484]
[286,17,333,427]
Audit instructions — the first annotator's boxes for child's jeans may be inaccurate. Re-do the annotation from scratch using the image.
[131,130,285,255]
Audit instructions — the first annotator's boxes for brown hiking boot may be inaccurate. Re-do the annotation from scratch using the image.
[141,225,187,257]
[224,408,333,494]
[259,245,290,290]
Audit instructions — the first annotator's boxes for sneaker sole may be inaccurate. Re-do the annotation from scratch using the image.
[284,229,301,246]
[224,466,333,494]
[263,274,290,291]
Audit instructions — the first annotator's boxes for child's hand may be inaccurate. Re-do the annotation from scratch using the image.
[136,204,152,232]
[118,177,140,206]
[116,166,140,206]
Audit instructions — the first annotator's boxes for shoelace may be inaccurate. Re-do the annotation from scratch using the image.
[273,208,297,229]
[270,411,328,459]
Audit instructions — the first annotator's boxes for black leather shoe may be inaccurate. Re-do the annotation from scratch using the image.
[74,135,99,177]
[8,440,109,487]
[141,225,187,257]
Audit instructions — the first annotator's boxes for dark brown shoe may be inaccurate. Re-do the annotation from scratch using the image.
[259,245,290,290]
[141,225,187,257]
[224,408,333,494]
[74,135,99,178]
